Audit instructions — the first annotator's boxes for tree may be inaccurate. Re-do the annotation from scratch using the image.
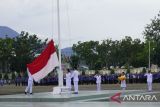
[0,37,14,72]
[109,40,121,67]
[120,36,133,65]
[72,41,99,69]
[130,39,147,67]
[94,59,102,70]
[11,72,16,80]
[4,73,8,80]
[70,55,79,68]
[70,11,160,70]
[142,68,147,74]
[0,73,2,79]
[98,39,112,69]
[72,36,148,69]
[144,11,160,41]
[143,11,160,65]
[12,31,47,73]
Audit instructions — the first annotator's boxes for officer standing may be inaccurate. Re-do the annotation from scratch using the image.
[25,70,33,95]
[66,69,72,91]
[144,70,153,92]
[94,71,101,91]
[71,67,79,94]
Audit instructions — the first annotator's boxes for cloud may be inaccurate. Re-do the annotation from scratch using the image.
[0,0,160,48]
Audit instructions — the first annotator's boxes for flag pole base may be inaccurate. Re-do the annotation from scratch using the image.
[53,86,70,95]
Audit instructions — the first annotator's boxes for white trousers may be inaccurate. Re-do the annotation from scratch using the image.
[147,82,152,91]
[74,81,78,92]
[96,83,101,91]
[66,80,71,91]
[25,80,33,93]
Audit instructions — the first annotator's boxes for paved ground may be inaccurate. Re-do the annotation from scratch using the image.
[0,83,160,95]
[0,102,160,107]
[0,90,146,102]
[0,84,160,107]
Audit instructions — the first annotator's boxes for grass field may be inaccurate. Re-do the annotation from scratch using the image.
[0,83,160,95]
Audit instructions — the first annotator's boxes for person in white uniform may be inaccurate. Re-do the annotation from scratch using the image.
[144,70,153,92]
[71,67,79,94]
[66,69,72,91]
[94,72,101,91]
[25,70,33,95]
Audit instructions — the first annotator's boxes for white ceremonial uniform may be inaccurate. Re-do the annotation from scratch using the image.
[144,73,153,91]
[66,72,72,91]
[94,75,101,91]
[120,75,126,90]
[72,70,79,93]
[25,71,33,94]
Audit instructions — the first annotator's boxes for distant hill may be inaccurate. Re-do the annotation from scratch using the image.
[61,47,73,57]
[0,26,19,38]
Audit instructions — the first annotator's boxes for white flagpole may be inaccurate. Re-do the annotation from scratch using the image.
[149,41,151,71]
[57,0,63,87]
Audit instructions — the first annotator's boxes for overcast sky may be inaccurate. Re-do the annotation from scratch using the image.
[0,0,160,48]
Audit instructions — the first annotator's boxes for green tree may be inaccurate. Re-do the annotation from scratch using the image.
[142,68,147,74]
[0,73,2,79]
[94,59,102,70]
[143,11,160,65]
[4,73,8,80]
[119,36,133,65]
[70,55,79,68]
[73,41,99,69]
[11,31,47,73]
[11,72,16,80]
[72,36,147,69]
[98,39,112,69]
[130,39,147,67]
[0,37,14,72]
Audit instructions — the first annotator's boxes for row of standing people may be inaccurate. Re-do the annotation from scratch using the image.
[66,70,126,92]
[24,68,155,95]
[121,70,153,92]
[66,70,155,92]
[98,71,153,92]
[1,71,159,86]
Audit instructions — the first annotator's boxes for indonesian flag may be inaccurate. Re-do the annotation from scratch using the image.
[27,40,59,82]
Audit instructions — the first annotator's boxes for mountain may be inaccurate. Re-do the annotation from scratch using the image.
[61,47,73,57]
[0,26,19,38]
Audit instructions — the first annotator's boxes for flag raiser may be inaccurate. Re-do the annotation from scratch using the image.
[27,40,59,82]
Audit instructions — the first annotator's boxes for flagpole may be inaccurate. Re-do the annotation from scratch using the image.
[149,41,151,71]
[57,0,63,87]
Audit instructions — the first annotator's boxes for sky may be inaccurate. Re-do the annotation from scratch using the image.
[0,0,160,48]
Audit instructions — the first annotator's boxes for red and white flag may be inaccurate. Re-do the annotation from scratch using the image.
[27,40,59,81]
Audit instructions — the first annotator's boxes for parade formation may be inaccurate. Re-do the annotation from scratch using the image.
[1,0,160,107]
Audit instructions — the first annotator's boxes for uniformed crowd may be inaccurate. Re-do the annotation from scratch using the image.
[1,71,160,86]
[1,70,159,94]
[36,71,160,86]
[19,70,160,94]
